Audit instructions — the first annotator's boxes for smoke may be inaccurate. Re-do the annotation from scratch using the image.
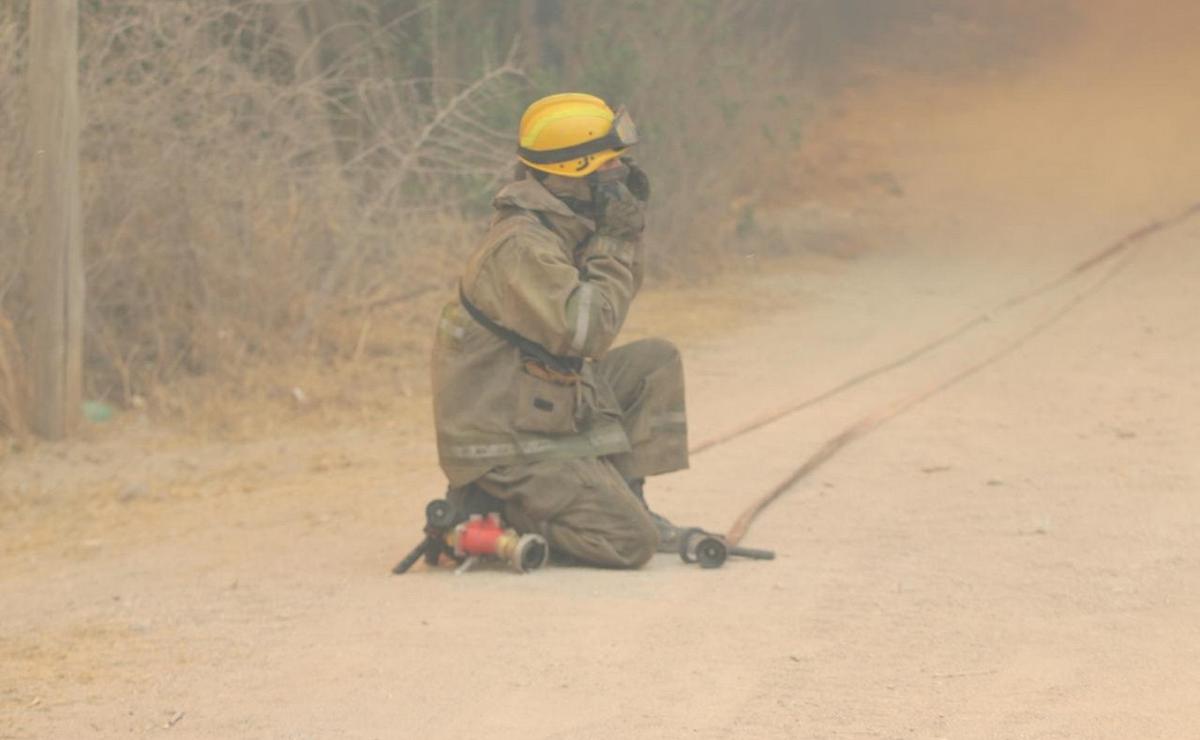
[788,0,1200,258]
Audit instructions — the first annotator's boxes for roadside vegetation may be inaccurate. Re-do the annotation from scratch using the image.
[0,1,1054,440]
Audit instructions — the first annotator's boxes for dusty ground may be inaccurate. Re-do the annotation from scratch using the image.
[4,2,1200,737]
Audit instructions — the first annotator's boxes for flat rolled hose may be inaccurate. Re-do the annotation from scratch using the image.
[722,201,1200,547]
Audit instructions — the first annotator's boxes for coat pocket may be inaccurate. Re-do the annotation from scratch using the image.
[514,370,578,434]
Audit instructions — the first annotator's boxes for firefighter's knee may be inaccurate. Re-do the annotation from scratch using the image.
[615,509,659,568]
[632,337,681,369]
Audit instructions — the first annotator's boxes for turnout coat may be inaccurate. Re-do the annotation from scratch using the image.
[432,177,646,487]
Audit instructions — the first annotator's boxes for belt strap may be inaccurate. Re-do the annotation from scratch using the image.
[458,286,582,375]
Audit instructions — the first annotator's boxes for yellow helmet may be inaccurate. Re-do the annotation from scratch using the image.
[517,92,639,178]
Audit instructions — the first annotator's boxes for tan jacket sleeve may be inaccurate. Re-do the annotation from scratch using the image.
[467,223,642,359]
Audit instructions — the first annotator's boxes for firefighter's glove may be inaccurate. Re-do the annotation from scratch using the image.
[623,159,651,203]
[595,181,645,241]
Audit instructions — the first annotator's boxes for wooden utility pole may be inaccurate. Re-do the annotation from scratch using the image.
[28,0,84,439]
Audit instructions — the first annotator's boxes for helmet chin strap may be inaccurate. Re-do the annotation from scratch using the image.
[539,172,597,219]
[557,196,596,219]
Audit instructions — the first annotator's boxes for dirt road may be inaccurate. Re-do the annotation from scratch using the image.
[5,3,1200,737]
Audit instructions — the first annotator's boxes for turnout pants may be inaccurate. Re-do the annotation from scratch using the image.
[472,338,689,568]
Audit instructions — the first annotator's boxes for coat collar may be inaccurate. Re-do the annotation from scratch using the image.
[493,178,575,217]
[493,178,595,247]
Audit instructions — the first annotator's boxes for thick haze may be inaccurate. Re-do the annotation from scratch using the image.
[856,1,1200,239]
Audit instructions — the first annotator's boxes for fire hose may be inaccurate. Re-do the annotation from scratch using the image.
[715,200,1200,547]
[394,201,1200,572]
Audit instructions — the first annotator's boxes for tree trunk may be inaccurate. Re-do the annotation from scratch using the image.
[28,0,83,439]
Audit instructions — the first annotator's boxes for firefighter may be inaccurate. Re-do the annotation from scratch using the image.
[431,92,689,568]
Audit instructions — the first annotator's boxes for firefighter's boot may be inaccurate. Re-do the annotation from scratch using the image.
[626,477,681,554]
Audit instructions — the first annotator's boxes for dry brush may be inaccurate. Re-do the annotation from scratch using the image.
[0,0,1048,431]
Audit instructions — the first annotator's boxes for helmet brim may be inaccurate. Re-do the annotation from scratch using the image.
[518,147,630,178]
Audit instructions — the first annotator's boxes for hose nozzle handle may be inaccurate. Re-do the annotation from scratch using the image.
[729,545,775,560]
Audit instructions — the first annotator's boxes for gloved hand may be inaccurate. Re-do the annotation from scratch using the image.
[594,180,645,241]
[622,158,651,203]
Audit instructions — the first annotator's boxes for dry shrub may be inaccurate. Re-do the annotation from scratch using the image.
[0,1,1053,427]
[34,1,521,406]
